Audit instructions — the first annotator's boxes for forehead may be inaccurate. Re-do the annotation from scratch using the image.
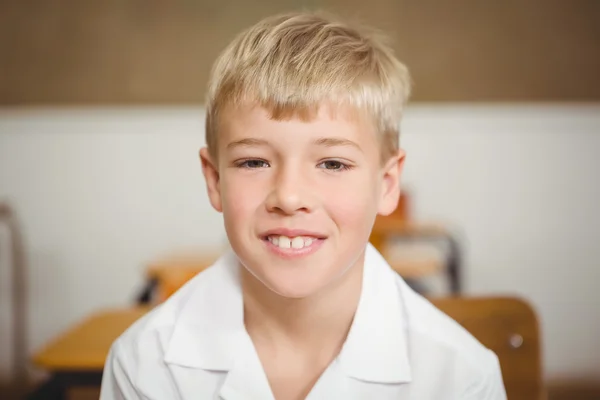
[219,102,377,142]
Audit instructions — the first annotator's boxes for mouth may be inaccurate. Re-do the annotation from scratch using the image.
[260,230,327,257]
[265,234,319,250]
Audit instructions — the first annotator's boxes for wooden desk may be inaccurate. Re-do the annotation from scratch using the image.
[142,253,219,303]
[371,219,450,238]
[29,308,149,400]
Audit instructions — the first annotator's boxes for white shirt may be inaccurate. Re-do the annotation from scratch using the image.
[100,244,507,400]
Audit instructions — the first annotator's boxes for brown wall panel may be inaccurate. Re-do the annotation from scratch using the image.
[0,0,598,104]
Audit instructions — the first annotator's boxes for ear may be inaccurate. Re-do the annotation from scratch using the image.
[199,147,223,213]
[377,149,406,216]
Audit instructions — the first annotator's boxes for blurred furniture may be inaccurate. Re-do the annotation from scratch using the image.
[547,380,600,400]
[28,307,149,400]
[0,202,28,392]
[431,297,544,400]
[137,252,219,304]
[369,192,462,294]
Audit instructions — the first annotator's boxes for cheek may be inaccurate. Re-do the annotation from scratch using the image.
[221,173,266,219]
[320,173,380,227]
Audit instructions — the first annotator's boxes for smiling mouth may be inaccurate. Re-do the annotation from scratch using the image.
[266,234,322,250]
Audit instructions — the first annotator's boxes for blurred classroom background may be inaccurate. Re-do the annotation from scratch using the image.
[1,1,599,399]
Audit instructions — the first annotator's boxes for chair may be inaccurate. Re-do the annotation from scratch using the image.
[369,192,462,294]
[431,297,544,400]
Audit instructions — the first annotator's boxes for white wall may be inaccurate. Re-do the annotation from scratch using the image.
[1,105,599,381]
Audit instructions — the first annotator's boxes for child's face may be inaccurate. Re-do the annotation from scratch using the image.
[200,105,404,298]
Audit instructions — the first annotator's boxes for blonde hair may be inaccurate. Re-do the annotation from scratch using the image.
[205,11,411,162]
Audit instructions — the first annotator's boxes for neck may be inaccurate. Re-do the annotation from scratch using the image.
[241,255,365,350]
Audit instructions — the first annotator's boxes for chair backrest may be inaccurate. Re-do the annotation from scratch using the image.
[431,297,544,400]
[146,253,219,303]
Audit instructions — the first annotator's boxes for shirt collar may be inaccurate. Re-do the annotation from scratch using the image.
[337,243,412,383]
[164,243,412,383]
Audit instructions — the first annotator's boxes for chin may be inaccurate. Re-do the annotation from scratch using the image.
[266,283,320,299]
[255,271,330,299]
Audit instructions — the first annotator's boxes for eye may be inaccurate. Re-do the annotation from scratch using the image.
[317,160,351,171]
[236,159,270,169]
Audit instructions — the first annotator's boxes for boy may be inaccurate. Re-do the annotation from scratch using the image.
[101,11,506,400]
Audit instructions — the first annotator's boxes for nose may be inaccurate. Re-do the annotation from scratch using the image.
[265,164,314,215]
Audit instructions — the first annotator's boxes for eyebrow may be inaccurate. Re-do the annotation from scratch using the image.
[313,137,361,151]
[226,138,270,150]
[225,137,362,151]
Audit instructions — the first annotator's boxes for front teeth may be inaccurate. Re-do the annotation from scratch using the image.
[291,237,303,249]
[279,236,291,249]
[268,235,315,249]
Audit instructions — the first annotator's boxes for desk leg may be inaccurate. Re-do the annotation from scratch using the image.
[26,376,66,400]
[447,235,461,294]
[27,371,103,400]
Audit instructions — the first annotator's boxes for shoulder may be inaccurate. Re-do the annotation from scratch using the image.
[113,260,230,357]
[397,278,506,398]
[106,260,231,374]
[101,256,242,399]
[102,261,234,398]
[401,283,489,364]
